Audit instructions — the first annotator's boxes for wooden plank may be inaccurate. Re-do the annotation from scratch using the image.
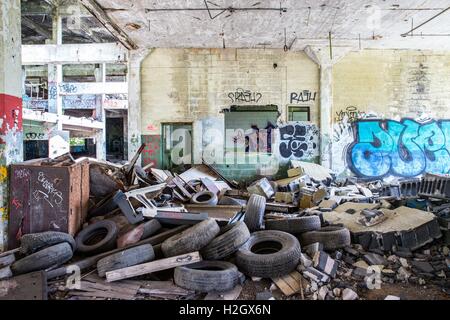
[78,0,138,50]
[106,251,202,282]
[272,277,296,296]
[0,266,12,280]
[68,290,134,300]
[0,248,19,258]
[271,271,302,296]
[0,271,47,300]
[0,254,15,268]
[204,285,242,300]
[136,280,192,296]
[47,225,189,280]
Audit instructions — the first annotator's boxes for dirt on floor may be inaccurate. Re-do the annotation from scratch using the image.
[238,278,450,300]
[359,283,449,300]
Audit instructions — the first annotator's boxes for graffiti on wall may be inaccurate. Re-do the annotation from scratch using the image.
[228,88,262,103]
[290,90,317,104]
[59,83,78,94]
[141,135,161,168]
[62,95,97,109]
[0,94,23,163]
[278,122,319,160]
[348,118,450,178]
[335,106,366,123]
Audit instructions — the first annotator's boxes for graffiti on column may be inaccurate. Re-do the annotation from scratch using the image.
[279,122,319,160]
[348,118,450,178]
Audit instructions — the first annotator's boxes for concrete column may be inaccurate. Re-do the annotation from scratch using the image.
[127,49,150,161]
[96,63,106,160]
[318,64,333,168]
[47,64,58,113]
[0,0,23,251]
[51,6,63,45]
[304,45,351,169]
[56,64,63,130]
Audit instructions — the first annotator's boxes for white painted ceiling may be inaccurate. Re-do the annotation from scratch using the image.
[95,0,450,50]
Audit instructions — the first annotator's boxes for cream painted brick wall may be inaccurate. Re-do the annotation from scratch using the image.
[333,50,450,123]
[140,48,319,134]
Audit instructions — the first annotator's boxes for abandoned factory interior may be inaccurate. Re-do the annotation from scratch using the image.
[1,0,450,306]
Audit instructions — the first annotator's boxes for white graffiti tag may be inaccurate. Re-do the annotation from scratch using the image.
[34,172,64,207]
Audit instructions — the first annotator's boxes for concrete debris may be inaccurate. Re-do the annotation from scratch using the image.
[313,251,338,278]
[5,153,450,301]
[342,288,359,300]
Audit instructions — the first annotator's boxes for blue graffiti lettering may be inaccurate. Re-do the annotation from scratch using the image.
[348,119,450,178]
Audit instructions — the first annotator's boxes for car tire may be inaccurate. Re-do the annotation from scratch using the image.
[75,220,118,255]
[97,244,155,277]
[190,191,218,206]
[244,194,266,231]
[11,242,73,275]
[236,230,301,278]
[300,226,351,250]
[161,219,220,257]
[201,221,250,260]
[265,215,321,234]
[19,231,76,255]
[174,261,244,292]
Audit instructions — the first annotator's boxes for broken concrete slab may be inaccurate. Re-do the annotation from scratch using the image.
[290,160,332,182]
[313,251,338,278]
[302,267,330,283]
[247,178,275,199]
[410,261,434,273]
[363,253,388,266]
[342,288,358,300]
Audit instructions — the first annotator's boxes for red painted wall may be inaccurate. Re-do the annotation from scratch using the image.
[0,93,22,139]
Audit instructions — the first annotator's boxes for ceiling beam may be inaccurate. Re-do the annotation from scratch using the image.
[78,0,138,50]
[22,16,52,39]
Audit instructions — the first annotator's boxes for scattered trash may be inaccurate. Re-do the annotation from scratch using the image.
[4,153,450,300]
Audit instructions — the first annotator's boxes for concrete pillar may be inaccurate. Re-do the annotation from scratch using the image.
[304,45,351,169]
[96,63,106,160]
[318,64,333,168]
[127,49,150,161]
[0,0,23,251]
[47,64,58,113]
[56,64,63,130]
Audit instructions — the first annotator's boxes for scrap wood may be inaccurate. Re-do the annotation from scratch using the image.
[204,285,243,300]
[0,248,19,259]
[67,274,140,300]
[271,271,303,296]
[125,143,146,184]
[46,225,189,280]
[131,280,192,296]
[106,251,202,282]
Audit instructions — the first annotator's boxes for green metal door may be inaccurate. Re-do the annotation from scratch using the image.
[161,122,193,171]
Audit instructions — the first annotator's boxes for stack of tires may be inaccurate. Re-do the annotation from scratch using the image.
[11,232,76,275]
[159,194,305,293]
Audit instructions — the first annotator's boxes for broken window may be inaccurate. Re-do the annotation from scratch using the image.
[287,106,310,122]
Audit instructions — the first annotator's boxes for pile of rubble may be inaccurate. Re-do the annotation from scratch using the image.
[0,154,449,300]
